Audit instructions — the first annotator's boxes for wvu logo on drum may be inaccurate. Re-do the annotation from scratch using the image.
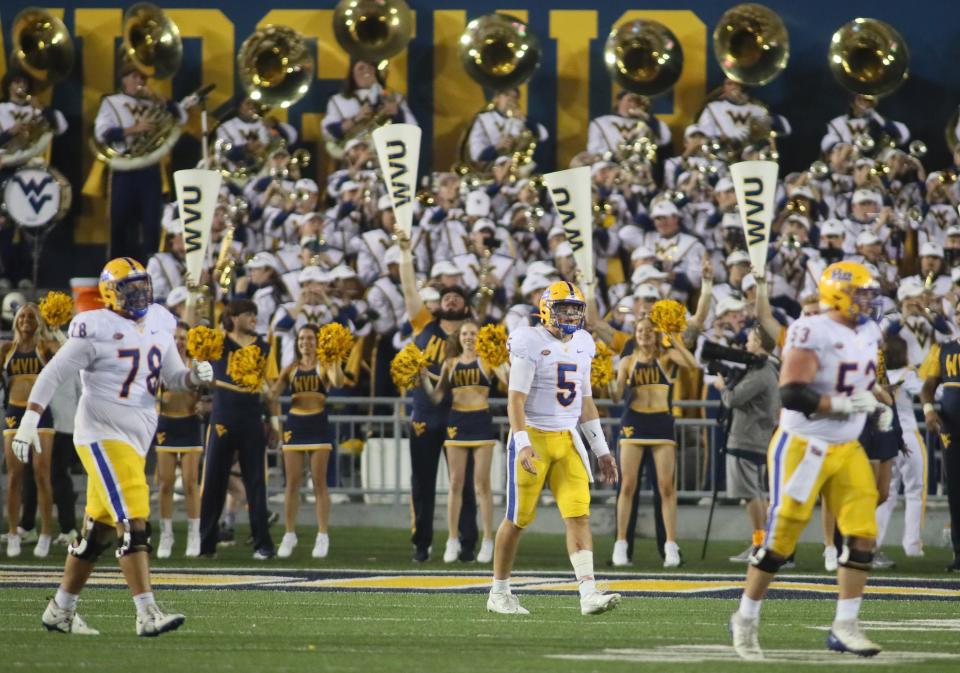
[12,175,54,214]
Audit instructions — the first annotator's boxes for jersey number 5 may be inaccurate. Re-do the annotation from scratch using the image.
[117,347,163,398]
[557,363,577,407]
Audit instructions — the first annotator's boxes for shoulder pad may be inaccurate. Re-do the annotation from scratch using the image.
[507,326,542,363]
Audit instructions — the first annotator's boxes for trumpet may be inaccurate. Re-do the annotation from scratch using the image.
[214,220,238,294]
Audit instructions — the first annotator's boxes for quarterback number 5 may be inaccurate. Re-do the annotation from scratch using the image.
[557,363,577,407]
[117,346,163,398]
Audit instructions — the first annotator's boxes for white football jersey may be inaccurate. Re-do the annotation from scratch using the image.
[62,305,184,455]
[888,367,922,433]
[779,313,881,444]
[507,325,595,431]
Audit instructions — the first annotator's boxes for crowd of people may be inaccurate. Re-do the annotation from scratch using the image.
[2,55,960,580]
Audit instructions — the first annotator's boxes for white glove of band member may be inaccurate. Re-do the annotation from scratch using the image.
[12,409,41,463]
[830,390,878,417]
[189,360,214,386]
[876,404,894,432]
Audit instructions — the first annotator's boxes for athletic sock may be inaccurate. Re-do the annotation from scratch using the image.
[570,549,596,598]
[54,588,78,611]
[187,519,200,536]
[133,592,157,615]
[752,529,765,547]
[223,512,236,528]
[491,578,510,594]
[161,519,173,536]
[738,594,762,619]
[835,596,863,622]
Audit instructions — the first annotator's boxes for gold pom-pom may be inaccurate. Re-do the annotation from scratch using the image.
[227,344,266,390]
[476,324,508,368]
[187,326,225,361]
[317,322,354,364]
[390,343,428,391]
[649,299,687,337]
[39,292,73,329]
[591,340,615,389]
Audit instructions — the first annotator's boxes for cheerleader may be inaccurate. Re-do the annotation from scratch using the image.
[609,316,697,568]
[2,303,59,558]
[272,324,344,559]
[155,322,203,559]
[421,319,508,564]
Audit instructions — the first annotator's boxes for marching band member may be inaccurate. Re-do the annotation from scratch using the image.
[154,322,203,559]
[587,92,671,158]
[322,59,417,157]
[730,261,888,659]
[466,87,548,165]
[697,78,790,153]
[366,245,406,336]
[94,62,188,260]
[353,195,397,286]
[0,72,68,170]
[15,258,213,636]
[609,316,698,568]
[636,200,706,305]
[820,94,910,154]
[273,324,344,560]
[421,319,509,564]
[215,96,297,173]
[146,220,187,305]
[235,252,291,337]
[3,304,59,558]
[271,266,335,367]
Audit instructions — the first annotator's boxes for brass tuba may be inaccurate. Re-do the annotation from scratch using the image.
[1,8,75,166]
[91,3,183,169]
[456,13,541,176]
[324,0,414,159]
[238,25,315,110]
[828,19,908,99]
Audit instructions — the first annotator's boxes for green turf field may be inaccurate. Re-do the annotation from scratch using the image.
[2,527,959,672]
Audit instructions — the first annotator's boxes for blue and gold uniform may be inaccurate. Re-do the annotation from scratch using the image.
[618,357,675,446]
[283,367,334,451]
[154,387,202,454]
[445,360,497,447]
[3,346,54,436]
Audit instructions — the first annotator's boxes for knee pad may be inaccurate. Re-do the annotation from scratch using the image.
[116,519,153,558]
[838,537,874,570]
[748,546,788,574]
[69,516,115,562]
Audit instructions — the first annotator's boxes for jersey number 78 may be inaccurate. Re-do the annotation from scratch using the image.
[117,347,163,398]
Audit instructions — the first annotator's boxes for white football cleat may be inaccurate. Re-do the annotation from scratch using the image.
[663,541,682,568]
[827,619,882,657]
[156,533,174,559]
[184,533,200,558]
[136,604,185,637]
[443,538,461,564]
[729,611,763,660]
[580,590,622,615]
[823,545,839,572]
[486,591,529,615]
[6,534,21,558]
[612,540,630,567]
[277,533,298,559]
[34,534,52,558]
[312,533,329,559]
[476,539,494,564]
[42,599,100,635]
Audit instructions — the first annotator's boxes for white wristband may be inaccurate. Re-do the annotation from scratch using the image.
[923,403,936,416]
[512,430,531,451]
[579,417,611,458]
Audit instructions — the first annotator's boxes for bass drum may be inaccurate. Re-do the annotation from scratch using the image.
[1,165,72,228]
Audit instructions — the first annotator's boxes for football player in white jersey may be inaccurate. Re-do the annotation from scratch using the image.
[486,281,621,616]
[11,258,214,637]
[730,261,890,659]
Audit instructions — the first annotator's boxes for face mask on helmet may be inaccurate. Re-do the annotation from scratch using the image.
[549,300,585,335]
[116,276,153,319]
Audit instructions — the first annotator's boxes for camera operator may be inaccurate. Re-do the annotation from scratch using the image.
[711,326,780,562]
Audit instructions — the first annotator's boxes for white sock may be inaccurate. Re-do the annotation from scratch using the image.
[835,597,863,622]
[570,549,596,598]
[738,594,762,619]
[614,540,627,550]
[161,519,173,536]
[133,592,156,615]
[491,578,510,594]
[54,588,78,611]
[187,519,200,536]
[317,532,328,541]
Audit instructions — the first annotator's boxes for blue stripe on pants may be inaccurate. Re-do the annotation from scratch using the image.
[764,431,788,544]
[506,436,517,523]
[91,442,126,521]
